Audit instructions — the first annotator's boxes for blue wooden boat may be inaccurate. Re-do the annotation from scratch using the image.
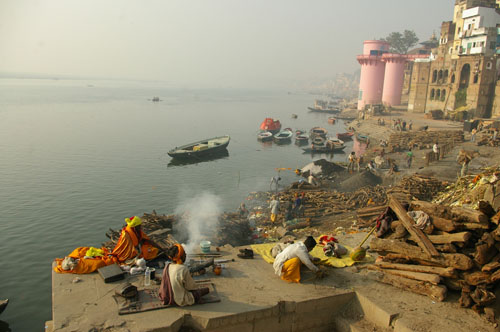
[356,133,370,142]
[273,129,293,144]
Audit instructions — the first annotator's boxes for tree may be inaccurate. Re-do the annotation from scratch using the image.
[382,30,419,54]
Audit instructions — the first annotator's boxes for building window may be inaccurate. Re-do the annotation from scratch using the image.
[430,89,435,100]
[436,89,441,100]
[441,90,446,101]
[444,70,449,83]
[432,70,437,83]
[451,74,456,83]
[449,47,453,54]
[486,61,492,69]
[474,73,479,83]
[438,70,443,82]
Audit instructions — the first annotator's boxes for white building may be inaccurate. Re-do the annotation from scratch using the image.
[460,6,500,55]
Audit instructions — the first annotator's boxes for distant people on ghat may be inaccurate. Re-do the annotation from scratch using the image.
[273,236,319,283]
[269,195,280,223]
[270,175,281,193]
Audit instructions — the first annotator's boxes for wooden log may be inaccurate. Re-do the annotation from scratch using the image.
[478,200,496,218]
[450,206,488,223]
[461,222,490,230]
[474,243,498,266]
[431,216,459,232]
[491,211,500,226]
[370,238,474,270]
[410,200,488,224]
[411,231,471,244]
[388,195,439,257]
[368,265,441,284]
[373,271,447,302]
[374,261,455,278]
[434,243,457,253]
[464,271,491,286]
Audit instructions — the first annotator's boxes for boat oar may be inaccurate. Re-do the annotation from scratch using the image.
[350,226,377,262]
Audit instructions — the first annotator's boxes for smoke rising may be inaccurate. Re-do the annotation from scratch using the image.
[173,191,222,253]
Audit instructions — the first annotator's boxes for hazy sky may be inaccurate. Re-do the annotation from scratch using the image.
[0,0,453,88]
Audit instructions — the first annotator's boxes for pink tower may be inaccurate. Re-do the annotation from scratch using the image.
[357,40,390,110]
[381,54,408,107]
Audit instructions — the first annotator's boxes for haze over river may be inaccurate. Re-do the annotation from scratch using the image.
[0,79,353,331]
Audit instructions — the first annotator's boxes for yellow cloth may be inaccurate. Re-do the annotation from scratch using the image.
[281,257,301,283]
[85,247,104,257]
[251,239,372,268]
[54,247,117,274]
[270,213,277,223]
[125,216,142,227]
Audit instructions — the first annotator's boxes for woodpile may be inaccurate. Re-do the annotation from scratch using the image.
[387,130,463,151]
[369,195,500,315]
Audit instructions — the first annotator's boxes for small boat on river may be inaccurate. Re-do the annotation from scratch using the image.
[302,145,346,153]
[337,131,354,141]
[309,127,328,138]
[307,100,341,114]
[327,117,336,124]
[260,118,282,134]
[273,129,293,144]
[257,131,273,142]
[0,299,8,315]
[356,133,370,143]
[295,134,309,145]
[168,135,230,159]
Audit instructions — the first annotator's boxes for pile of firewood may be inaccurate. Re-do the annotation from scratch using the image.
[388,130,463,151]
[368,195,500,317]
[388,174,449,202]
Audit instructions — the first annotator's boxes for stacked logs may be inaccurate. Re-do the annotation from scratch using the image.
[369,195,500,316]
[388,130,463,151]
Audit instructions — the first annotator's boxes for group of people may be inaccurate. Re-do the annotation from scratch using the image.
[391,118,412,131]
[269,192,306,223]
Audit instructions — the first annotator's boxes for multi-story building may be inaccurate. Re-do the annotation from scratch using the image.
[407,0,500,118]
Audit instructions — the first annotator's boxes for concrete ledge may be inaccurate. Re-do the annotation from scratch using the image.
[356,293,398,328]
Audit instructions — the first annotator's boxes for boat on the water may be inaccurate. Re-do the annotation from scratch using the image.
[0,299,8,315]
[260,118,282,134]
[337,131,354,141]
[327,117,336,124]
[295,129,305,136]
[311,136,326,146]
[273,129,293,144]
[309,127,328,138]
[307,100,341,114]
[167,149,229,167]
[295,134,309,145]
[168,135,230,159]
[356,133,370,142]
[257,131,273,142]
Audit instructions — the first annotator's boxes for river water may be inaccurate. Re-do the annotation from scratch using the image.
[0,79,353,331]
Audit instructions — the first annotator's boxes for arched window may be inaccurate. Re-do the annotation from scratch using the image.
[441,90,446,101]
[436,89,441,99]
[486,62,492,70]
[451,74,456,83]
[430,89,435,100]
[438,70,443,82]
[460,64,471,89]
[474,73,479,83]
[432,70,438,83]
[449,47,453,54]
[444,70,449,83]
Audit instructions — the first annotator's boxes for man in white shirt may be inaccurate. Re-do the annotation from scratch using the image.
[433,143,439,161]
[273,236,319,283]
[269,195,280,223]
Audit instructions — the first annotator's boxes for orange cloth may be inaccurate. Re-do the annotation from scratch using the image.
[271,213,277,223]
[172,244,185,264]
[54,247,117,274]
[281,257,301,283]
[111,225,159,262]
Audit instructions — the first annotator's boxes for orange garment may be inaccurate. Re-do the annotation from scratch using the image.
[281,257,301,283]
[271,213,277,223]
[54,247,117,274]
[111,225,159,262]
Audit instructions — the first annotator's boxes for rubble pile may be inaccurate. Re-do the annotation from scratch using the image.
[387,130,463,151]
[368,194,500,319]
[434,166,500,211]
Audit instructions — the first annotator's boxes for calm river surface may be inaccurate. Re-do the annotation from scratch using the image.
[0,79,353,331]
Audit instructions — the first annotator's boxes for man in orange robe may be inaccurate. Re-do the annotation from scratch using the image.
[111,216,160,263]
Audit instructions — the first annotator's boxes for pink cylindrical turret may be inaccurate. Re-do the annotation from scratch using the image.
[382,54,408,107]
[357,40,390,110]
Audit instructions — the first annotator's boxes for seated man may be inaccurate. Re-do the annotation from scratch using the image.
[273,236,319,283]
[159,244,209,306]
[111,216,159,263]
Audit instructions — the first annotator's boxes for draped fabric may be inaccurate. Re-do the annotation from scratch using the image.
[54,247,117,274]
[280,257,301,283]
[111,225,158,262]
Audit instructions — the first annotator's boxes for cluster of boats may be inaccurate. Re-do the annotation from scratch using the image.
[257,118,356,154]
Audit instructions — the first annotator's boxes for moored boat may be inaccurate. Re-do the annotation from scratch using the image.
[295,134,309,145]
[0,299,8,315]
[356,133,370,142]
[309,127,328,138]
[302,145,346,153]
[260,118,282,134]
[273,129,293,144]
[307,100,341,114]
[295,129,305,136]
[311,135,326,146]
[327,117,336,124]
[168,135,230,159]
[337,131,354,141]
[257,131,273,142]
